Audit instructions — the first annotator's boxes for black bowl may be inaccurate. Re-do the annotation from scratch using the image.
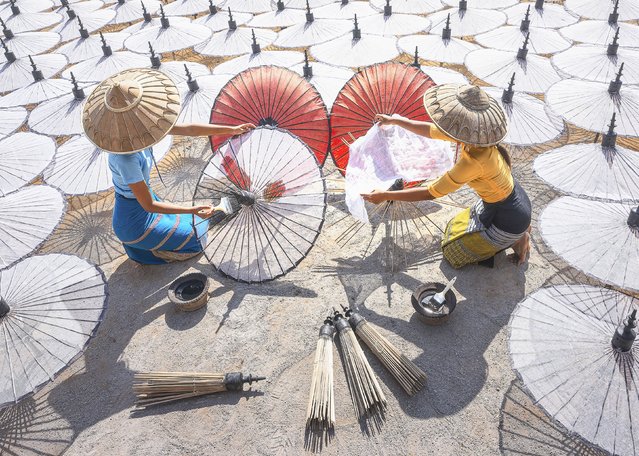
[168,272,209,311]
[411,282,457,326]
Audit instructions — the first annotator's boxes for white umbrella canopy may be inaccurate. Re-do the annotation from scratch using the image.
[212,49,305,74]
[0,31,60,59]
[62,48,148,83]
[194,26,276,57]
[428,7,507,37]
[420,65,468,84]
[52,8,115,42]
[0,53,67,93]
[373,0,443,14]
[545,72,639,137]
[162,0,212,16]
[0,0,54,14]
[28,77,95,136]
[193,5,253,31]
[442,0,515,8]
[1,8,62,33]
[0,77,72,107]
[540,197,639,292]
[565,0,639,22]
[314,0,377,19]
[398,32,479,65]
[357,9,431,37]
[274,15,352,47]
[52,0,104,15]
[0,253,107,406]
[509,285,639,456]
[177,73,235,124]
[552,41,639,84]
[43,135,172,196]
[476,25,572,54]
[0,133,55,197]
[121,9,191,33]
[146,46,210,84]
[110,0,161,24]
[465,42,561,93]
[248,3,305,28]
[560,20,639,48]
[0,106,25,137]
[504,1,578,29]
[124,10,211,53]
[483,85,563,146]
[57,29,129,63]
[281,0,334,9]
[291,54,353,110]
[222,0,272,13]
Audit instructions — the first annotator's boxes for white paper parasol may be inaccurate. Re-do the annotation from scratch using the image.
[194,26,276,57]
[465,39,561,93]
[0,59,72,107]
[0,0,54,15]
[274,12,351,47]
[110,0,161,24]
[540,197,639,292]
[476,25,572,54]
[162,0,212,16]
[398,31,479,65]
[194,5,253,31]
[545,69,639,137]
[292,53,353,111]
[124,8,211,53]
[0,133,54,197]
[420,65,468,85]
[222,0,272,13]
[0,51,66,92]
[0,253,107,406]
[52,0,104,15]
[51,7,115,42]
[442,0,515,8]
[374,0,443,14]
[428,7,507,37]
[146,45,210,84]
[314,0,377,20]
[281,0,334,9]
[43,134,171,196]
[121,8,191,33]
[248,2,305,28]
[483,84,563,146]
[1,6,61,33]
[212,49,304,75]
[57,28,129,63]
[504,1,578,29]
[560,19,639,48]
[0,31,59,59]
[62,40,148,82]
[358,9,431,37]
[177,71,234,124]
[0,106,25,137]
[552,41,639,84]
[565,0,639,22]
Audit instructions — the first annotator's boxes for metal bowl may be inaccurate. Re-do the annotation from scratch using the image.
[168,272,209,312]
[411,282,457,326]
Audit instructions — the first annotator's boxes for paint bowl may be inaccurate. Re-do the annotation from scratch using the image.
[168,272,209,312]
[411,282,457,326]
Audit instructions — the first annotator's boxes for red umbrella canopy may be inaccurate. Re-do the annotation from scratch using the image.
[210,66,330,165]
[330,63,435,174]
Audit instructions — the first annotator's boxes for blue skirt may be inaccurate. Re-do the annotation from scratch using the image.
[113,193,208,265]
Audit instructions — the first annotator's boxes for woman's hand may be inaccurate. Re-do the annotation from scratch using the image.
[361,190,388,205]
[232,123,256,135]
[191,205,216,218]
[374,114,395,126]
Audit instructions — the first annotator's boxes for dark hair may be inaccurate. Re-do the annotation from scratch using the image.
[496,143,512,169]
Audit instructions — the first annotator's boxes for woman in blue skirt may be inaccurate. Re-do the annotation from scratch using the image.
[82,68,254,265]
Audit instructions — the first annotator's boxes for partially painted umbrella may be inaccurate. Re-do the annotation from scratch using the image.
[545,66,639,137]
[162,0,211,16]
[504,0,578,29]
[0,106,25,137]
[124,7,211,53]
[420,65,468,85]
[534,114,639,203]
[43,134,171,196]
[211,66,330,165]
[0,253,107,406]
[51,7,115,41]
[560,20,639,48]
[28,74,94,136]
[291,52,354,111]
[476,7,572,54]
[62,34,149,82]
[193,127,326,283]
[194,4,252,31]
[428,5,507,37]
[565,0,639,22]
[310,16,399,68]
[552,35,639,84]
[373,0,443,14]
[330,62,434,172]
[465,35,561,93]
[0,58,72,107]
[146,43,210,85]
[0,0,54,14]
[194,25,276,57]
[509,285,639,456]
[177,69,234,124]
[212,48,304,75]
[358,2,431,37]
[540,197,639,292]
[1,3,61,33]
[313,0,377,20]
[483,79,563,146]
[0,48,66,92]
[222,0,272,13]
[57,24,129,63]
[121,6,191,33]
[0,29,60,59]
[248,1,305,28]
[398,18,479,65]
[110,0,161,24]
[274,5,352,47]
[0,133,55,197]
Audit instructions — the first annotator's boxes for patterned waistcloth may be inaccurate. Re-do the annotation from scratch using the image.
[113,193,208,265]
[441,182,531,269]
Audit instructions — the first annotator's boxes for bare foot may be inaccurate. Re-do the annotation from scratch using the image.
[511,232,531,265]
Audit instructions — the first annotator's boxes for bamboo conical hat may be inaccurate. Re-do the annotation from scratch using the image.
[423,84,507,147]
[82,68,180,154]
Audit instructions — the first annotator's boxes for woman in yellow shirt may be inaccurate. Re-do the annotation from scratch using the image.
[361,84,531,268]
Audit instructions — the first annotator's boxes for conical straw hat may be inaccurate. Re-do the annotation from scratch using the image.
[423,84,507,146]
[82,68,180,154]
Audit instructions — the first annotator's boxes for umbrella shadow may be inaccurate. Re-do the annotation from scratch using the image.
[316,242,527,420]
[499,380,607,456]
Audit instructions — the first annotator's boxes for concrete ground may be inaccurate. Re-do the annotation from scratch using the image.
[0,124,625,455]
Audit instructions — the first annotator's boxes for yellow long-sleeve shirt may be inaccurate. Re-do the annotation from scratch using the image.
[427,125,514,203]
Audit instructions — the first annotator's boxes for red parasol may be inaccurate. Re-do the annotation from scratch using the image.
[330,63,435,174]
[210,66,330,165]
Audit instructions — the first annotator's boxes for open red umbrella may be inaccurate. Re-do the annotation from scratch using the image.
[330,63,435,174]
[210,66,330,165]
